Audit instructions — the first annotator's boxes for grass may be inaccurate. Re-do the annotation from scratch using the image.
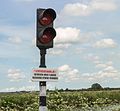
[0,90,120,111]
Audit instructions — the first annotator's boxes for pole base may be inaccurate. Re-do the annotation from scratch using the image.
[39,106,47,111]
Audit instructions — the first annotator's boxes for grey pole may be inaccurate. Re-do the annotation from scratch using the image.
[39,49,47,111]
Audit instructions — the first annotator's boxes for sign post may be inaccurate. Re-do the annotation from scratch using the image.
[32,50,58,111]
[33,8,57,111]
[39,49,47,111]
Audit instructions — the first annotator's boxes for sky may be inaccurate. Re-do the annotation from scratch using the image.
[0,0,120,92]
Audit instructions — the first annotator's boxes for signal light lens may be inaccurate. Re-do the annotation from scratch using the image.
[40,14,53,26]
[39,8,56,26]
[39,27,56,44]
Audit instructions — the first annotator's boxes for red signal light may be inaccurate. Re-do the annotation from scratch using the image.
[37,8,56,49]
[39,27,56,44]
[39,8,56,26]
[40,14,53,26]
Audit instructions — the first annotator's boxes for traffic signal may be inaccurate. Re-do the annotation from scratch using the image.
[36,8,56,49]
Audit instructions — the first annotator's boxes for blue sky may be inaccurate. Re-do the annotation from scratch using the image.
[0,0,120,92]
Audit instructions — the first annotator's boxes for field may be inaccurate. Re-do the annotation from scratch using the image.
[0,90,120,111]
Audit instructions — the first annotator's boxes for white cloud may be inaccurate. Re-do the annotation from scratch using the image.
[0,84,57,92]
[96,66,118,79]
[48,49,64,55]
[7,68,25,81]
[1,85,37,92]
[32,37,36,46]
[57,63,120,85]
[50,28,101,56]
[47,83,58,90]
[94,38,117,48]
[0,24,34,42]
[55,44,71,49]
[55,27,81,44]
[61,0,117,17]
[1,87,16,92]
[83,65,119,82]
[0,24,35,59]
[18,85,37,91]
[58,64,71,72]
[96,63,108,68]
[84,53,100,63]
[55,28,104,49]
[8,36,22,44]
[96,61,113,68]
[61,3,90,16]
[91,0,117,11]
[48,43,71,55]
[87,59,119,80]
[84,53,119,80]
[58,64,80,82]
[75,47,85,54]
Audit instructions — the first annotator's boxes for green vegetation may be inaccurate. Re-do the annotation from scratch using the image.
[0,90,120,111]
[91,83,103,90]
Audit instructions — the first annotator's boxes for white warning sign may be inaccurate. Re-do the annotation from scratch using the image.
[32,68,58,82]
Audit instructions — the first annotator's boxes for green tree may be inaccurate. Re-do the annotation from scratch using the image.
[91,83,103,90]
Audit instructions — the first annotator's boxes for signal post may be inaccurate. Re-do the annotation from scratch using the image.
[32,8,57,111]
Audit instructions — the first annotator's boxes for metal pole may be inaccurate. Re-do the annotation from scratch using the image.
[39,49,47,111]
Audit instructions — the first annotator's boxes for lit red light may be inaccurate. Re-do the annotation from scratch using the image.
[39,28,56,44]
[40,33,52,44]
[40,14,53,26]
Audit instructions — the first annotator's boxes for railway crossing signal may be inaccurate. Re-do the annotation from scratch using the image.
[36,8,56,49]
[35,8,57,111]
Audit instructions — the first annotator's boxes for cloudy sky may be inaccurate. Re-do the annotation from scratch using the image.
[0,0,120,92]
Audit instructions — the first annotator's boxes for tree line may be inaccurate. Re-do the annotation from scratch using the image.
[48,83,120,92]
